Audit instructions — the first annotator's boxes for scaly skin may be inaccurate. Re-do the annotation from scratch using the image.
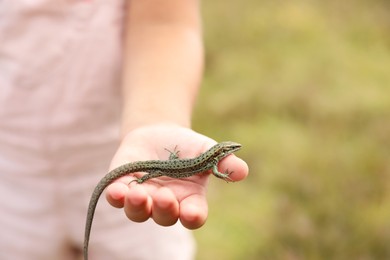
[83,141,242,260]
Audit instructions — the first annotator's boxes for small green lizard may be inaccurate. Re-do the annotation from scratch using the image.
[83,141,241,260]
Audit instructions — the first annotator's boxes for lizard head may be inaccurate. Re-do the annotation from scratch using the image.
[218,141,242,157]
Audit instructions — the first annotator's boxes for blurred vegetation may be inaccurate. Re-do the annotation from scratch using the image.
[192,0,390,259]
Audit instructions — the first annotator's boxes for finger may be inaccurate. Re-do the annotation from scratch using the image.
[106,182,129,208]
[219,155,249,182]
[151,187,179,226]
[124,184,152,223]
[179,194,208,230]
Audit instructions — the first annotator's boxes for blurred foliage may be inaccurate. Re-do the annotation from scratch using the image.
[192,0,390,259]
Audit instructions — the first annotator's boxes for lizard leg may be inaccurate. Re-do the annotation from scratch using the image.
[165,145,180,160]
[133,171,165,184]
[211,165,233,182]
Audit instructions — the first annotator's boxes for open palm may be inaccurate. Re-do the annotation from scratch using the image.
[105,124,248,229]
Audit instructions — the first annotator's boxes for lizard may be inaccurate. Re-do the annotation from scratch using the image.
[83,141,242,260]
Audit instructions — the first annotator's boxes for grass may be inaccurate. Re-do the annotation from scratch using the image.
[192,0,390,259]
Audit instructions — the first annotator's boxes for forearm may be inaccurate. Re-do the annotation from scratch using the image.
[120,0,203,134]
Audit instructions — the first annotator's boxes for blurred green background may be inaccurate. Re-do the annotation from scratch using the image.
[192,0,390,259]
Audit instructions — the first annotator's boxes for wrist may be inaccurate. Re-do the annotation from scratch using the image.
[120,117,191,139]
[120,87,196,134]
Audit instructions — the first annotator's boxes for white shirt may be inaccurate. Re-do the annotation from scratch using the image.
[0,0,124,152]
